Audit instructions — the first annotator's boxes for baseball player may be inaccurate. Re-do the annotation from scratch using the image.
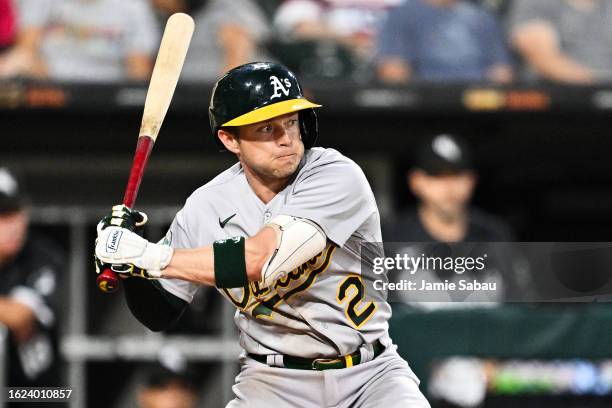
[95,62,430,407]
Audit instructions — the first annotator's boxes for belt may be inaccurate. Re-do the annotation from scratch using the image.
[248,339,386,371]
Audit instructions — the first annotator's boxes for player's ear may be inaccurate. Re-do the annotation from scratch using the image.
[218,129,240,154]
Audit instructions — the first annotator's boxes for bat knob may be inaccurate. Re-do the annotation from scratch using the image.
[97,269,120,293]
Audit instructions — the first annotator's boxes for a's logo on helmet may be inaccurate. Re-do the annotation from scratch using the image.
[269,76,292,99]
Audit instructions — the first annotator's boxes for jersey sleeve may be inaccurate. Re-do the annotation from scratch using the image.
[283,153,378,247]
[158,210,200,303]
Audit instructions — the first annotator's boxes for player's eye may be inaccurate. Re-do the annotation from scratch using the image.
[258,124,272,133]
[287,119,299,127]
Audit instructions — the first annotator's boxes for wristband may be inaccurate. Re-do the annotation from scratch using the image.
[213,236,248,288]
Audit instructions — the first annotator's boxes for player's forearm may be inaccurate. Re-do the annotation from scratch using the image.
[162,228,277,286]
[162,246,216,285]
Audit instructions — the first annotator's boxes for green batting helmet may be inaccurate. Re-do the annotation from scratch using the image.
[209,62,321,151]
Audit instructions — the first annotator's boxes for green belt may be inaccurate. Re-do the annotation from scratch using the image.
[248,339,386,371]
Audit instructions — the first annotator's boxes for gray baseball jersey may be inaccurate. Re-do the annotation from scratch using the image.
[159,147,392,357]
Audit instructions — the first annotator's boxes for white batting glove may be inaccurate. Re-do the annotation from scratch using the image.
[95,226,173,277]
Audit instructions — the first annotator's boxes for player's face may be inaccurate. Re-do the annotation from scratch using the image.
[0,210,28,265]
[410,170,476,218]
[227,112,305,182]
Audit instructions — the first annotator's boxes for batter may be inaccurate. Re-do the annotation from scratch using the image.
[95,62,430,408]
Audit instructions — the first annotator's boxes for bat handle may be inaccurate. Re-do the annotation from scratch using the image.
[96,136,155,294]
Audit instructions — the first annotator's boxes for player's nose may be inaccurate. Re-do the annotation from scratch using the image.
[275,126,293,146]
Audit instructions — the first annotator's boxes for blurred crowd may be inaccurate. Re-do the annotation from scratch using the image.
[0,0,611,84]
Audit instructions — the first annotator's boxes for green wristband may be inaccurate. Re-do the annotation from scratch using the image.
[213,236,248,288]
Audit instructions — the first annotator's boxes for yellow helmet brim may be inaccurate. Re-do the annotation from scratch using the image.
[221,98,321,127]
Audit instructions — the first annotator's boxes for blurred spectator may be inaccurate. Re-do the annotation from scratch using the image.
[0,167,63,388]
[0,0,159,82]
[0,0,16,51]
[137,349,198,408]
[274,0,400,63]
[153,0,271,81]
[376,0,512,83]
[509,0,612,84]
[387,134,512,243]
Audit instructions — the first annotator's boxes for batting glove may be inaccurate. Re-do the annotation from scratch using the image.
[95,226,173,278]
[97,204,148,235]
[94,255,159,280]
[94,205,161,279]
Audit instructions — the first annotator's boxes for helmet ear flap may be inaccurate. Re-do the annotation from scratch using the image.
[299,109,318,149]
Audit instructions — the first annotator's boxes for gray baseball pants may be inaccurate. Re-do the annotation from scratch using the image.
[226,345,431,408]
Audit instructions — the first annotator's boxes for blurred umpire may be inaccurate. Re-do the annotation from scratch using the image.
[0,167,63,388]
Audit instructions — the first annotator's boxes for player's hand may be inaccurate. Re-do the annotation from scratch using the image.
[95,226,173,277]
[94,204,150,279]
[94,254,159,280]
[108,263,162,280]
[97,204,148,235]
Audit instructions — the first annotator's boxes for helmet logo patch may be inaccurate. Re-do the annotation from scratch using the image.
[269,76,292,99]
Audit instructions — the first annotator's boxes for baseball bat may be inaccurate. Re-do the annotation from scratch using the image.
[97,13,194,293]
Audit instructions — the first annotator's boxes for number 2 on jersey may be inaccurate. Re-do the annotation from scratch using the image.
[337,275,377,329]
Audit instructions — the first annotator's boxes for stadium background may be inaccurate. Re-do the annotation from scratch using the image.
[2,0,612,407]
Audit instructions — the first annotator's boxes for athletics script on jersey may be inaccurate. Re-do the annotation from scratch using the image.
[361,242,612,304]
[223,243,337,319]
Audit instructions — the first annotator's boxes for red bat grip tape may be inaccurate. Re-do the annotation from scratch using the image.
[97,136,155,293]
